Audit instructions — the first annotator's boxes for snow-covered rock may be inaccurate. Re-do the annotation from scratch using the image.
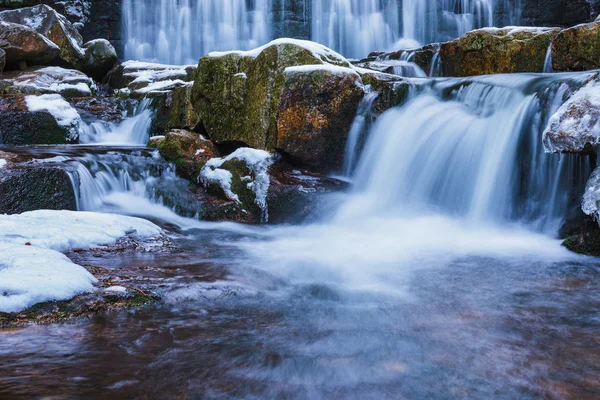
[0,66,95,97]
[543,77,600,154]
[0,210,163,313]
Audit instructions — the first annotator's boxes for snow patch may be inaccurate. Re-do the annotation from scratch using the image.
[0,210,163,312]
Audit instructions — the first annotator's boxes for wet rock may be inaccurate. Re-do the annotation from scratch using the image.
[276,65,364,172]
[438,27,560,77]
[152,129,218,182]
[543,75,600,154]
[0,93,79,144]
[267,162,348,224]
[0,20,60,69]
[80,38,117,81]
[552,21,600,72]
[0,162,77,214]
[0,66,95,97]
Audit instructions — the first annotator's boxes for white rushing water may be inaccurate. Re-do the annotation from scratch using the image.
[122,0,521,62]
[123,0,273,64]
[79,99,153,146]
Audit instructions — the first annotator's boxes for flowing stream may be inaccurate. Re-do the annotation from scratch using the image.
[2,70,600,398]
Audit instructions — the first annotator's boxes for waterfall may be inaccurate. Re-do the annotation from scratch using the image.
[123,0,273,64]
[311,0,401,59]
[122,0,521,63]
[79,99,153,146]
[342,73,592,235]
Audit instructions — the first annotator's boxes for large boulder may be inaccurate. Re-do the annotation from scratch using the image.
[543,75,600,154]
[0,93,80,144]
[438,27,560,77]
[191,39,369,173]
[0,5,117,79]
[276,65,365,172]
[552,21,600,72]
[0,20,60,69]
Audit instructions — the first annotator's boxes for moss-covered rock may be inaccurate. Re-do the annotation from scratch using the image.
[154,129,218,182]
[552,21,600,72]
[149,84,200,134]
[191,39,350,147]
[80,39,118,81]
[276,65,364,172]
[438,27,560,77]
[191,39,370,173]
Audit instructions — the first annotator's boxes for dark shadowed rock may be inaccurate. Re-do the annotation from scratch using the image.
[0,93,79,144]
[0,160,77,214]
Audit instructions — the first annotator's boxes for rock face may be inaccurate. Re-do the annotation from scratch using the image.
[191,39,372,173]
[0,93,79,144]
[0,20,60,69]
[0,5,117,79]
[437,27,559,77]
[543,76,600,154]
[552,21,600,71]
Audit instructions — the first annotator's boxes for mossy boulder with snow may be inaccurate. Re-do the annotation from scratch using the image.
[552,22,600,72]
[199,148,274,222]
[153,129,218,182]
[277,65,364,172]
[0,21,60,69]
[0,93,80,144]
[543,75,600,154]
[438,27,560,77]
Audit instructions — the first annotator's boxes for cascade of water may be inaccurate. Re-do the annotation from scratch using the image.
[342,90,380,177]
[68,151,202,223]
[403,0,503,45]
[311,0,401,59]
[543,45,553,73]
[79,99,153,146]
[342,74,592,234]
[123,0,273,64]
